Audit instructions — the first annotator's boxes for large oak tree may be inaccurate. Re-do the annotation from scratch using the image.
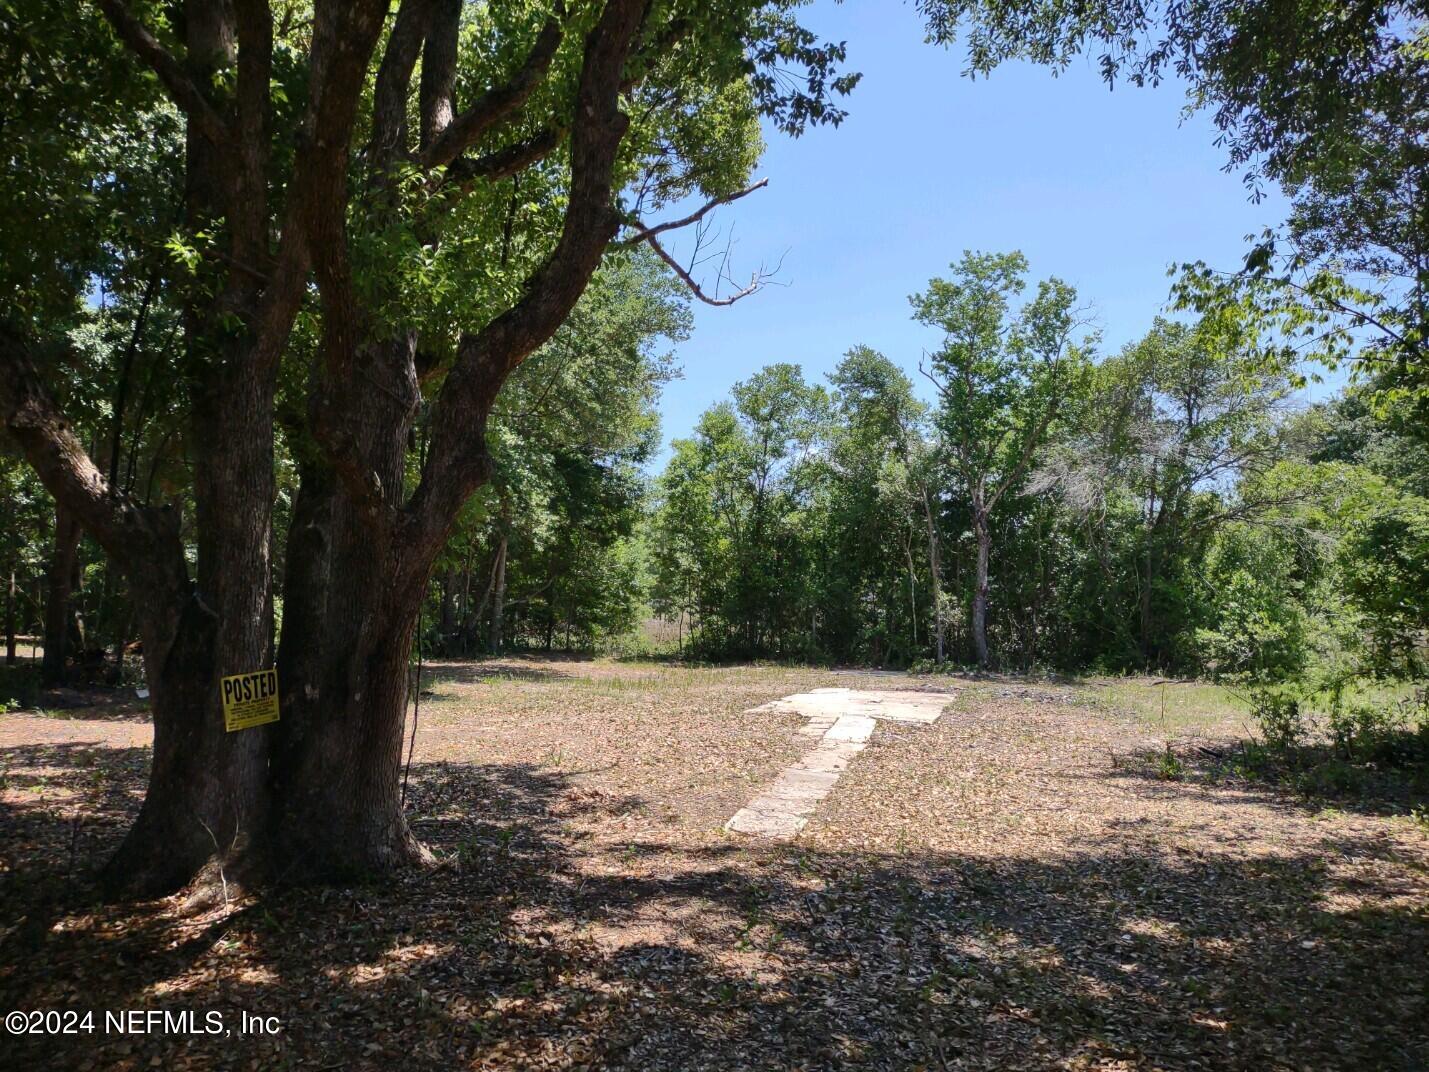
[0,0,855,897]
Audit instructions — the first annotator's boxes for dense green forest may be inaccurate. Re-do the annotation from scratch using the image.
[650,271,1429,680]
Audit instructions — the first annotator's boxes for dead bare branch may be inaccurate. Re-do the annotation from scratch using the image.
[619,178,769,246]
[642,229,774,307]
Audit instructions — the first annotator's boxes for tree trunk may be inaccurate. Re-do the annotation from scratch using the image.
[100,0,282,898]
[108,607,132,685]
[271,335,431,881]
[488,533,508,654]
[5,566,16,665]
[1139,464,1161,669]
[273,584,429,879]
[921,488,945,665]
[40,505,81,686]
[971,506,991,669]
[904,534,918,652]
[438,568,457,649]
[0,0,648,899]
[97,332,279,896]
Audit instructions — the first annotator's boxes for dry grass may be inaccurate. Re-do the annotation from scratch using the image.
[1,657,1425,1071]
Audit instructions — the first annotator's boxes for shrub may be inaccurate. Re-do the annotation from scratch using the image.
[1325,684,1429,765]
[1248,687,1306,751]
[1155,744,1185,781]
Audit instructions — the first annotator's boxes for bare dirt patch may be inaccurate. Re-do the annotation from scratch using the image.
[1,658,1424,1070]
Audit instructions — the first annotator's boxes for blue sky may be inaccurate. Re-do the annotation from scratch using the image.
[650,0,1293,460]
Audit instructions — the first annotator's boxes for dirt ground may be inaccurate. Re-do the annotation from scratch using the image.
[1,657,1425,1071]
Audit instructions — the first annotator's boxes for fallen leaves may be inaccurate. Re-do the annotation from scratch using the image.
[1,660,1425,1070]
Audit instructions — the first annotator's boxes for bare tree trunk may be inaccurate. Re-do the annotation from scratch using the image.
[108,271,158,489]
[438,568,457,649]
[98,333,280,896]
[1139,463,1161,669]
[273,337,429,880]
[904,533,918,651]
[920,488,945,665]
[462,548,499,655]
[971,505,991,670]
[5,565,16,665]
[98,0,282,899]
[40,505,81,686]
[488,533,508,654]
[108,607,132,685]
[1138,546,1159,670]
[274,588,429,878]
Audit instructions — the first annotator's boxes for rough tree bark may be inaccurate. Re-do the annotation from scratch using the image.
[2,0,391,897]
[266,0,647,881]
[920,486,945,666]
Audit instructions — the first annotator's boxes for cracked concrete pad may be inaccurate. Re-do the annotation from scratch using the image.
[725,688,953,839]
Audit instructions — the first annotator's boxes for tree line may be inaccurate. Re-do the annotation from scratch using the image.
[649,254,1428,684]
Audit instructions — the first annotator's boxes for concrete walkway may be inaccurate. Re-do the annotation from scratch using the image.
[725,687,953,839]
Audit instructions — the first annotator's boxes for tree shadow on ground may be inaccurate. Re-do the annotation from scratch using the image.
[0,742,1425,1071]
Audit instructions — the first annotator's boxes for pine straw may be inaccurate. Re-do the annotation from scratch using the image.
[1,658,1425,1071]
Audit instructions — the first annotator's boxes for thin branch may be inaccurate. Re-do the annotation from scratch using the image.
[620,178,769,246]
[641,218,780,308]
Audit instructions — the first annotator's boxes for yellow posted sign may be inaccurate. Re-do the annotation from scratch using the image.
[221,669,280,732]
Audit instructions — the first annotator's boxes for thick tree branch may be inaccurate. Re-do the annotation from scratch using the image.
[0,326,184,583]
[246,1,388,380]
[295,2,404,517]
[93,0,233,149]
[231,0,273,266]
[433,11,687,196]
[418,12,566,170]
[370,0,433,169]
[444,128,565,189]
[419,0,461,150]
[405,0,648,558]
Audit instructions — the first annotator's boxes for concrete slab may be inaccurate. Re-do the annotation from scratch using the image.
[725,687,953,839]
